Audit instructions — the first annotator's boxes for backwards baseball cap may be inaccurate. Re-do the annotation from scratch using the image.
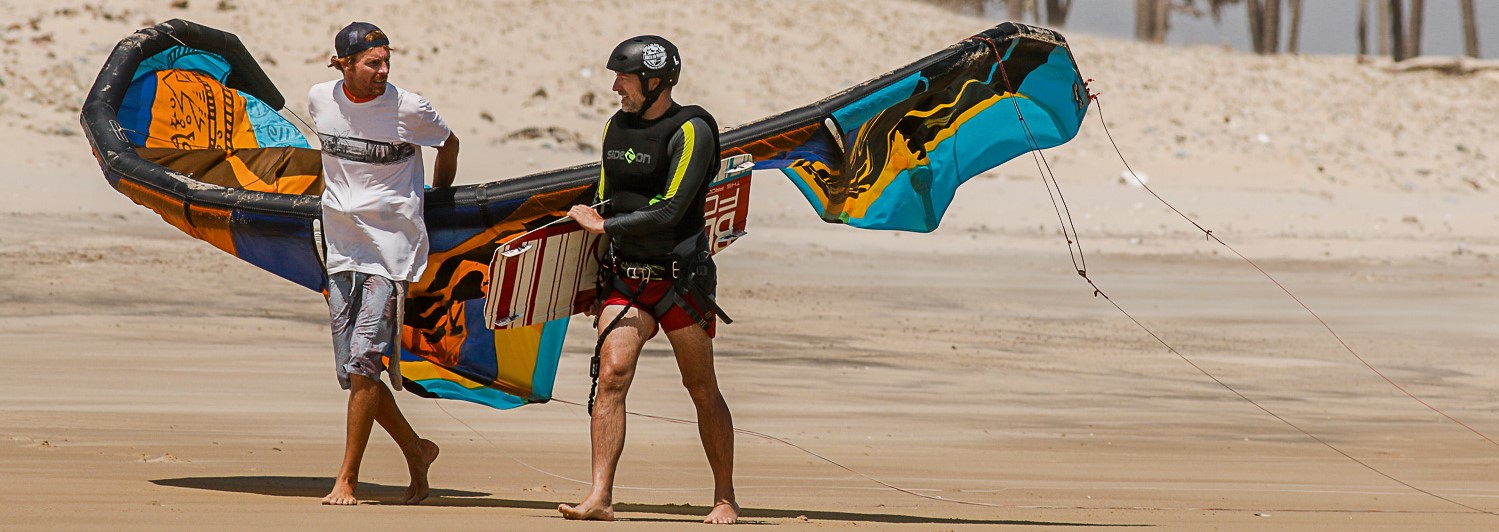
[334,22,389,58]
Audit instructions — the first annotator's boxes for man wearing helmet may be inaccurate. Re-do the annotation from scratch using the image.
[561,35,739,524]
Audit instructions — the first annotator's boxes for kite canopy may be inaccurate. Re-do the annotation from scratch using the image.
[81,19,580,409]
[83,20,1088,410]
[727,23,1089,232]
[80,19,327,291]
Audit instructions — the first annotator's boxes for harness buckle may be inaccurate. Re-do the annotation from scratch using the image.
[616,260,682,281]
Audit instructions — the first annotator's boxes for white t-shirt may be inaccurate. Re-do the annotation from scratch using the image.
[309,80,451,282]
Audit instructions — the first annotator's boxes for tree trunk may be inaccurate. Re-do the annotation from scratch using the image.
[1247,0,1264,53]
[1045,0,1072,27]
[1460,0,1480,58]
[1357,0,1369,56]
[1136,0,1149,41]
[1152,0,1168,43]
[1376,0,1389,55]
[1266,0,1282,54]
[1406,0,1424,58]
[1209,0,1229,24]
[1287,0,1302,53]
[1389,0,1406,62]
[1247,0,1280,55]
[1009,0,1025,21]
[1135,0,1168,44]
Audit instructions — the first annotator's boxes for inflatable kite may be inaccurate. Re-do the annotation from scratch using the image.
[81,19,1088,409]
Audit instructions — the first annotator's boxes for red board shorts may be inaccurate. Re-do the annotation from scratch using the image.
[602,277,717,339]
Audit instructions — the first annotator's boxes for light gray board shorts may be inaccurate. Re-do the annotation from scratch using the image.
[327,271,403,390]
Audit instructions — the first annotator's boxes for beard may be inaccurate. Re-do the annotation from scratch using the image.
[619,94,641,113]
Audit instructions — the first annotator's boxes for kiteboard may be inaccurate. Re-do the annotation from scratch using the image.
[484,154,754,329]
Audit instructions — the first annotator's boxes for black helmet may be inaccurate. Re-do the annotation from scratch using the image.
[607,35,681,88]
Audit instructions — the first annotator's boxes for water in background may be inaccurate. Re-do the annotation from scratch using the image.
[986,1,1498,58]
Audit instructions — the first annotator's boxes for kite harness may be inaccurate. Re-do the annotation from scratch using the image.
[587,236,732,414]
[586,235,733,415]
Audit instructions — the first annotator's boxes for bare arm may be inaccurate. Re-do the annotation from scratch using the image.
[432,132,459,188]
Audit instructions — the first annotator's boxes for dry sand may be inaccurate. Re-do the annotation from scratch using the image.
[3,0,1498,529]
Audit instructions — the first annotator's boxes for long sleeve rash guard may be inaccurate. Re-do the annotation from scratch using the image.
[602,116,715,240]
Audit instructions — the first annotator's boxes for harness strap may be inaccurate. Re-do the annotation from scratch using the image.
[588,272,645,415]
[588,250,732,414]
[650,277,733,327]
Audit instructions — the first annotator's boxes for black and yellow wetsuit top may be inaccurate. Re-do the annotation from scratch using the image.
[598,104,721,262]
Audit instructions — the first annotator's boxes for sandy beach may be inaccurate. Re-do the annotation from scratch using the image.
[3,0,1498,529]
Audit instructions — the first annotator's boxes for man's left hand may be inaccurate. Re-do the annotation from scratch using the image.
[569,205,606,235]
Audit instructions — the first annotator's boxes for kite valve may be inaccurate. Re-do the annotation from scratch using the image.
[107,120,127,142]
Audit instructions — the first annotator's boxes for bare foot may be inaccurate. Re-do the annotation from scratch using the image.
[558,497,615,521]
[704,500,740,524]
[321,479,358,506]
[402,439,440,504]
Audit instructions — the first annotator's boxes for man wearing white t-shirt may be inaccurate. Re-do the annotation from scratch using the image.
[309,21,458,506]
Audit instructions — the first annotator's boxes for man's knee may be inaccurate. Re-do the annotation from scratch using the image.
[596,358,637,395]
[346,373,384,398]
[679,372,723,403]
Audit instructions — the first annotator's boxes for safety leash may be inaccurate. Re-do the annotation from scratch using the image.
[588,274,646,415]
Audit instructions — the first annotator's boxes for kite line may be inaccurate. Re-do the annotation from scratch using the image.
[1089,95,1499,450]
[972,33,1494,516]
[434,397,1012,508]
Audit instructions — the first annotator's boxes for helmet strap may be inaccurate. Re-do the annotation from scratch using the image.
[632,77,668,119]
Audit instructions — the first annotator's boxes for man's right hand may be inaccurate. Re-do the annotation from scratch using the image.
[569,205,606,235]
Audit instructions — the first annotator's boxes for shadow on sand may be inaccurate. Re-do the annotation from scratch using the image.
[152,476,1141,527]
[150,475,488,501]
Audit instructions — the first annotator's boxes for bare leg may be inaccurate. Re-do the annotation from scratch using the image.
[560,305,654,521]
[369,381,439,504]
[323,374,380,505]
[666,324,739,524]
[323,375,439,505]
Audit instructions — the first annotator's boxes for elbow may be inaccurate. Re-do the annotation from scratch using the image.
[442,132,460,155]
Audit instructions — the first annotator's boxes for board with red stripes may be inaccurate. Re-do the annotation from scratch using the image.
[484,154,753,329]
